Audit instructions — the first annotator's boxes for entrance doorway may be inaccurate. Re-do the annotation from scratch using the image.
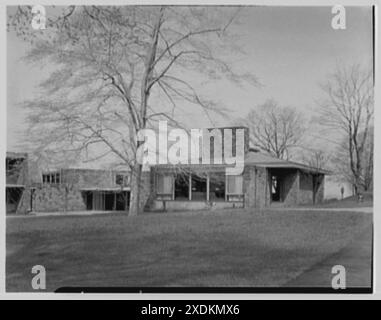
[82,190,130,211]
[271,175,282,202]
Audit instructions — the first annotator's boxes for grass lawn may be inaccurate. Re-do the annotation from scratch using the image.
[6,209,372,292]
[316,194,373,209]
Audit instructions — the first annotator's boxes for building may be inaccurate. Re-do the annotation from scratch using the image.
[6,151,131,214]
[6,126,329,214]
[145,127,329,211]
[33,168,131,212]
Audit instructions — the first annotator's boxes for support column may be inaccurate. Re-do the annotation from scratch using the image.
[172,176,175,200]
[206,174,210,202]
[296,170,300,205]
[188,174,192,201]
[225,174,228,202]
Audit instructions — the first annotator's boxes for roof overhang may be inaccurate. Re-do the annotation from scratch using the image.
[6,184,25,188]
[79,187,130,191]
[153,162,331,175]
[6,152,28,159]
[253,163,331,175]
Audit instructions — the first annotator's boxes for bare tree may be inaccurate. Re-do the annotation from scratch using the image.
[301,149,330,171]
[332,128,373,193]
[8,6,259,215]
[318,64,373,194]
[240,100,305,160]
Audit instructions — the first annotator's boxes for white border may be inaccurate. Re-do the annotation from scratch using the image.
[0,0,379,300]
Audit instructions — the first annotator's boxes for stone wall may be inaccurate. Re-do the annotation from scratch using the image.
[149,199,243,211]
[32,184,86,212]
[257,167,271,208]
[61,168,127,188]
[243,166,270,209]
[243,166,255,208]
[314,174,325,204]
[297,172,325,205]
[298,172,314,204]
[282,169,299,206]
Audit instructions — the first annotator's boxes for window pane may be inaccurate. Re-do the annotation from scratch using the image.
[157,174,172,195]
[227,175,243,194]
[157,175,163,192]
[191,174,207,201]
[163,176,173,194]
[209,173,225,201]
[227,176,235,194]
[56,173,60,184]
[51,174,55,184]
[236,176,243,194]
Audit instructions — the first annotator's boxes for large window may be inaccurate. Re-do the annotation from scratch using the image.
[226,175,243,201]
[209,172,225,201]
[155,172,244,202]
[156,174,173,196]
[191,174,207,201]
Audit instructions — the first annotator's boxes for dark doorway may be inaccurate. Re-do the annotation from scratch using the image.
[6,187,23,214]
[105,192,115,210]
[175,173,189,200]
[82,191,130,211]
[271,175,281,202]
[83,191,93,210]
[312,175,322,204]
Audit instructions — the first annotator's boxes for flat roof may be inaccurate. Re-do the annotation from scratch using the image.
[80,187,130,191]
[42,168,130,173]
[244,152,331,174]
[152,151,331,175]
[6,152,28,159]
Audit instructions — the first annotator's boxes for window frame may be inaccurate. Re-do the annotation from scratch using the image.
[42,171,61,185]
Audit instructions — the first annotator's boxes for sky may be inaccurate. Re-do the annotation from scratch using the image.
[6,5,373,197]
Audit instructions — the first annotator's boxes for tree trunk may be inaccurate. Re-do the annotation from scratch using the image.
[128,163,143,216]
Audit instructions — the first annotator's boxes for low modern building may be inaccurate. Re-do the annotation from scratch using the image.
[147,150,328,211]
[33,168,131,212]
[6,151,131,214]
[6,126,329,214]
[145,126,329,211]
